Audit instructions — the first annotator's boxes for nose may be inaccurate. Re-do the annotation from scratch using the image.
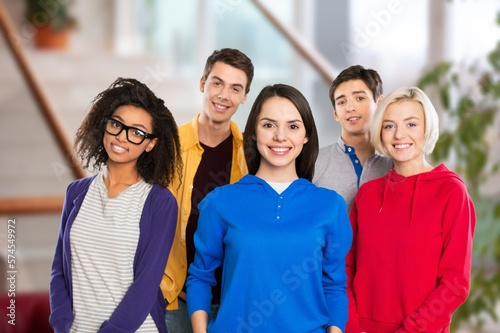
[218,87,229,101]
[394,125,406,139]
[345,100,355,112]
[116,127,128,142]
[274,126,286,142]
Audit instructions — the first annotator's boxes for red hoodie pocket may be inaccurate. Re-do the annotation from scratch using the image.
[353,260,409,326]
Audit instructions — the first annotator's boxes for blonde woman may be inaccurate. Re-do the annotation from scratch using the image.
[346,86,476,333]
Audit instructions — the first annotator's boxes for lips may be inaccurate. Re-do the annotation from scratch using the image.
[111,143,128,153]
[347,116,360,123]
[394,143,411,149]
[270,146,291,154]
[213,102,229,112]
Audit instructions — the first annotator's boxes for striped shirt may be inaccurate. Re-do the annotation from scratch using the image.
[70,172,156,332]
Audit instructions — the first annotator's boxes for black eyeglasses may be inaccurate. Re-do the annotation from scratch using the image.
[104,118,156,145]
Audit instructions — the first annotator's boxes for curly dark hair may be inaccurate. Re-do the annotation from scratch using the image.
[243,84,319,181]
[73,77,182,188]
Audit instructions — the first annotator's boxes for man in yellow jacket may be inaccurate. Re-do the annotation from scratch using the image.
[161,48,254,333]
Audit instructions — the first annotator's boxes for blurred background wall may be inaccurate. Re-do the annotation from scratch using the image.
[0,0,499,331]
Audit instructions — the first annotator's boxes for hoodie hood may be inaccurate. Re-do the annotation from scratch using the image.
[379,163,464,224]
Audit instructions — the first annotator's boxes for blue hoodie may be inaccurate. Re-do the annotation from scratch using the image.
[187,174,352,332]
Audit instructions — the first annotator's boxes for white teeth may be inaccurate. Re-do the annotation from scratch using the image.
[395,144,410,149]
[271,147,290,152]
[347,117,359,121]
[214,103,228,110]
[113,144,126,152]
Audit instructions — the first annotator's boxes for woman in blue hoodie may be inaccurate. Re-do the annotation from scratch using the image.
[186,84,352,333]
[49,78,182,332]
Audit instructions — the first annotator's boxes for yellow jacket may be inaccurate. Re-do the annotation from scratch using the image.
[161,115,248,310]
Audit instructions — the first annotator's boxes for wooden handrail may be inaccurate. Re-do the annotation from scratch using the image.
[0,3,85,180]
[251,0,337,85]
[0,196,64,215]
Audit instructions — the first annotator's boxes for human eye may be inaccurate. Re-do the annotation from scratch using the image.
[382,124,394,130]
[110,119,121,128]
[131,128,146,138]
[289,124,300,130]
[213,80,222,87]
[336,100,346,107]
[408,123,417,128]
[232,86,241,93]
[356,96,365,101]
[262,122,274,129]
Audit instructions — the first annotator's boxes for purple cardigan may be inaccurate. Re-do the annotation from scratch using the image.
[49,176,177,333]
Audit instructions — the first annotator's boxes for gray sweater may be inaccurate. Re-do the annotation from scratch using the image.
[313,137,393,213]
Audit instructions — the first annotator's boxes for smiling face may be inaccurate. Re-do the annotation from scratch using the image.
[381,100,428,173]
[254,96,309,182]
[333,79,380,140]
[103,105,157,169]
[199,61,249,126]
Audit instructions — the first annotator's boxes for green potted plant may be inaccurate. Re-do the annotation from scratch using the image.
[24,0,75,49]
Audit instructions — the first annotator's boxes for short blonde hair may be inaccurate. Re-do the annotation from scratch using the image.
[370,86,439,156]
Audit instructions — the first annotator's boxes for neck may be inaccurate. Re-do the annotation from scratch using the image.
[105,163,141,187]
[255,164,299,183]
[198,114,231,147]
[341,132,375,165]
[393,157,434,177]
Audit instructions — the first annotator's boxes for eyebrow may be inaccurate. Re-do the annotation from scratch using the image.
[383,116,420,123]
[211,75,245,90]
[334,90,368,102]
[112,115,150,131]
[259,117,303,123]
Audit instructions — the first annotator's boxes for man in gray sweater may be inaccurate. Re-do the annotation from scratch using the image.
[313,65,392,213]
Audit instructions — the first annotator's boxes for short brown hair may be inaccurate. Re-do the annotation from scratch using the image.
[329,65,383,109]
[202,48,254,95]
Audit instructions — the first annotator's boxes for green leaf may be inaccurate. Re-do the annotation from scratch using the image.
[439,85,451,109]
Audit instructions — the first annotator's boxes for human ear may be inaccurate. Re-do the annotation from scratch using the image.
[145,138,158,152]
[200,78,206,93]
[377,95,384,105]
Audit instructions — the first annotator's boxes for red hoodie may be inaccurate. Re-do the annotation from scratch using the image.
[346,164,476,333]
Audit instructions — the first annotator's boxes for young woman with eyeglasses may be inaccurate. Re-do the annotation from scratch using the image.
[49,77,182,332]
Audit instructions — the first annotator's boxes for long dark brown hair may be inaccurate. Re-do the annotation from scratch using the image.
[243,84,319,181]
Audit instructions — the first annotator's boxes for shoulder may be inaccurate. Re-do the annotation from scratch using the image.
[369,155,393,173]
[176,118,200,151]
[430,166,470,197]
[205,178,247,198]
[177,121,193,138]
[299,179,345,203]
[298,181,349,219]
[66,176,96,198]
[229,121,244,141]
[142,184,178,228]
[314,144,340,178]
[317,144,338,162]
[357,175,386,196]
[201,175,256,205]
[141,184,178,221]
[147,183,177,205]
[177,122,190,132]
[316,142,347,167]
[372,154,393,166]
